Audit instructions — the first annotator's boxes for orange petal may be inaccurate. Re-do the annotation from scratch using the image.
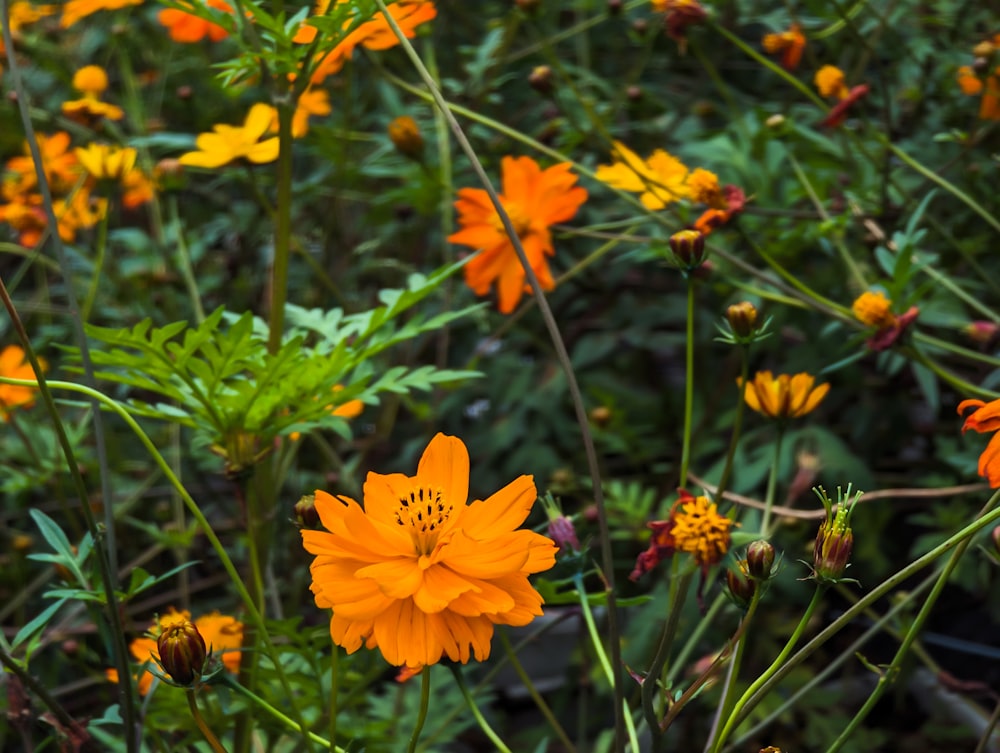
[461,475,537,538]
[416,433,469,509]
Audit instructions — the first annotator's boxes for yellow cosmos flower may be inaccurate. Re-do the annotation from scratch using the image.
[179,104,280,168]
[814,65,848,99]
[851,290,895,329]
[741,370,829,420]
[301,433,558,667]
[75,144,137,181]
[106,608,243,695]
[0,345,46,421]
[62,66,124,122]
[671,492,732,569]
[595,141,691,210]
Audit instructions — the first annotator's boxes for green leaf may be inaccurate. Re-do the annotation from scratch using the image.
[11,598,68,650]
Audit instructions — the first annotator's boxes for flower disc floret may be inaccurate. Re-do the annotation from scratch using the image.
[302,433,557,667]
[670,493,732,568]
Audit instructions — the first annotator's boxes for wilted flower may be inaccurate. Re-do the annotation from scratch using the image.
[851,290,919,351]
[301,433,557,666]
[693,184,746,235]
[0,345,46,421]
[814,65,869,128]
[958,397,1000,487]
[448,156,587,314]
[651,0,706,48]
[631,490,732,580]
[741,371,829,420]
[158,0,232,43]
[762,23,806,70]
[179,104,280,168]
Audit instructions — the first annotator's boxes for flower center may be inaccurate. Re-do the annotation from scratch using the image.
[394,485,454,553]
[491,202,533,239]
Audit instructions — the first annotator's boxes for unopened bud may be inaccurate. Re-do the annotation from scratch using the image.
[294,494,319,528]
[812,488,857,583]
[157,619,207,685]
[528,65,553,95]
[589,405,612,426]
[726,302,758,337]
[387,116,424,160]
[547,516,580,554]
[669,229,706,268]
[726,560,755,608]
[973,40,996,59]
[746,540,775,579]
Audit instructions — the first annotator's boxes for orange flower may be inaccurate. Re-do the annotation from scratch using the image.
[957,65,1000,121]
[447,156,587,314]
[0,345,46,421]
[158,0,232,43]
[741,371,829,420]
[301,433,557,667]
[851,290,919,351]
[5,132,81,196]
[762,23,806,70]
[307,1,437,84]
[815,65,848,99]
[61,66,124,123]
[958,398,1000,487]
[60,0,143,28]
[107,608,243,695]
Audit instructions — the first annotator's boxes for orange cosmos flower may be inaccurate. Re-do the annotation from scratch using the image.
[851,290,918,351]
[306,1,437,84]
[60,0,143,28]
[178,104,280,168]
[762,23,806,70]
[741,371,829,420]
[107,608,243,695]
[814,65,869,128]
[447,156,587,314]
[158,0,232,43]
[0,345,46,421]
[958,398,1000,487]
[957,65,1000,121]
[301,433,557,667]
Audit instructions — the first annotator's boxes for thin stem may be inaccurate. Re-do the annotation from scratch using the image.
[374,3,626,745]
[712,587,825,753]
[679,280,696,488]
[167,197,206,324]
[222,676,341,751]
[329,648,339,749]
[450,666,512,753]
[406,668,432,753]
[760,428,785,536]
[973,697,1000,753]
[186,689,228,753]
[715,347,749,501]
[82,207,110,322]
[267,95,294,354]
[498,630,576,753]
[825,498,990,753]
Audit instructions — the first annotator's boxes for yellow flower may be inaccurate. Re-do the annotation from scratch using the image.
[741,370,829,420]
[814,65,848,99]
[686,167,723,207]
[595,141,691,210]
[61,0,143,28]
[61,66,124,122]
[447,155,587,314]
[0,345,46,421]
[269,89,333,138]
[301,433,557,667]
[107,608,243,695]
[851,290,896,329]
[75,144,137,181]
[179,104,280,168]
[670,492,732,569]
[388,115,424,159]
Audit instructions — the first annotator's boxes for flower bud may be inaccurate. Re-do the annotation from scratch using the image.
[528,65,553,95]
[972,40,996,59]
[992,525,1000,556]
[294,494,319,528]
[746,540,775,580]
[812,488,857,583]
[726,302,757,338]
[668,229,706,268]
[547,516,580,554]
[726,560,755,608]
[589,405,612,426]
[387,116,424,160]
[157,619,207,685]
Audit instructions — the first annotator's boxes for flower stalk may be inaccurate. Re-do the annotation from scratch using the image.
[186,689,227,753]
[406,667,431,753]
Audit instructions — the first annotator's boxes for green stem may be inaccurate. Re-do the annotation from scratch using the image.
[375,3,626,746]
[715,348,749,501]
[167,197,206,324]
[82,207,110,322]
[222,676,341,751]
[186,689,227,753]
[709,587,763,744]
[642,567,693,752]
[450,666,512,753]
[903,345,1000,400]
[679,280,696,488]
[0,642,85,741]
[825,499,989,753]
[760,428,785,536]
[498,630,576,753]
[407,668,431,753]
[268,96,294,354]
[711,587,825,753]
[329,648,339,748]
